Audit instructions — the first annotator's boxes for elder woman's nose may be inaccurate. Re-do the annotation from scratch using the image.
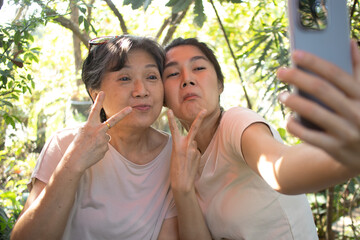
[132,80,149,98]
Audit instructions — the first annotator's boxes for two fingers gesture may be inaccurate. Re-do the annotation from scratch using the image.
[69,91,132,171]
[167,109,206,193]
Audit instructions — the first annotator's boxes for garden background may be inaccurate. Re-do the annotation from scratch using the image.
[0,0,359,239]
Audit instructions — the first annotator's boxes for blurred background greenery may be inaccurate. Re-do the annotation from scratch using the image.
[0,0,359,239]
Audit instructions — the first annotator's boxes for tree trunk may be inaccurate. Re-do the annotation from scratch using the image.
[326,186,335,240]
[70,1,82,78]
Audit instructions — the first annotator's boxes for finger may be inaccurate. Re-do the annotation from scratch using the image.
[277,68,358,120]
[101,106,132,132]
[167,109,180,140]
[291,50,360,98]
[286,115,338,150]
[279,92,353,139]
[351,40,360,83]
[187,109,207,141]
[88,91,105,124]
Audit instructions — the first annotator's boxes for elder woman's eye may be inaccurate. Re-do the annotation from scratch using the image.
[148,75,158,80]
[119,76,130,81]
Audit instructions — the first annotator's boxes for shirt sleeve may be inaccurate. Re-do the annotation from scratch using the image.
[220,107,283,163]
[28,128,77,191]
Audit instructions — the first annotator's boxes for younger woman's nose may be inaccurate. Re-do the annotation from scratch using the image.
[182,81,195,88]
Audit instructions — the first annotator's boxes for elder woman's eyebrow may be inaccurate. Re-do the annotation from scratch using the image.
[123,64,158,69]
[164,55,208,70]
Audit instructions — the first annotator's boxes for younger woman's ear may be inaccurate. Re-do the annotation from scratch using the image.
[218,83,224,94]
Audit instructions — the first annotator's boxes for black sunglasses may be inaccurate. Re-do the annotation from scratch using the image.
[88,36,119,53]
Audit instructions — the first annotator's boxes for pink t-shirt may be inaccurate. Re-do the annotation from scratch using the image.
[30,126,176,240]
[195,107,318,240]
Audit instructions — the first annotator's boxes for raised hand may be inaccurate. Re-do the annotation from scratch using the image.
[67,91,132,172]
[167,109,206,193]
[277,40,360,170]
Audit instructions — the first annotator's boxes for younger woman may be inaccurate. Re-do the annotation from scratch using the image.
[163,37,359,239]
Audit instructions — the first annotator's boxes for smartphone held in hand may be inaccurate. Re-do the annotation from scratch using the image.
[287,0,352,130]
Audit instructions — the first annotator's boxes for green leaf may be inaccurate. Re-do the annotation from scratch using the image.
[84,19,90,32]
[193,0,206,27]
[123,0,132,5]
[78,15,84,25]
[171,0,192,13]
[0,99,13,108]
[14,31,21,45]
[78,6,87,15]
[4,115,15,128]
[165,0,179,7]
[90,23,97,35]
[144,0,152,11]
[124,0,145,9]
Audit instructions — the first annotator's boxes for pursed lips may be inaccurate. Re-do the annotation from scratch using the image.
[132,104,151,111]
[183,93,199,102]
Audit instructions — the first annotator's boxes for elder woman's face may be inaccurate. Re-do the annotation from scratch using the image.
[163,45,223,123]
[91,49,164,129]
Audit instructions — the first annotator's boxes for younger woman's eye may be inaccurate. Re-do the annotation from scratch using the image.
[194,66,205,71]
[166,72,179,78]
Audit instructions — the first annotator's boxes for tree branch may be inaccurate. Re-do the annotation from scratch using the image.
[350,0,359,18]
[34,0,90,47]
[162,8,189,46]
[103,0,128,34]
[87,0,96,24]
[209,0,252,109]
[155,17,171,41]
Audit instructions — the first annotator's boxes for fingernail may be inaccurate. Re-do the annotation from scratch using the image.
[278,92,290,103]
[124,106,132,114]
[167,109,173,117]
[293,50,305,62]
[277,67,287,79]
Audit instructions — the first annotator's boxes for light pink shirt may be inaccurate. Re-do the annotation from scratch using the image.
[30,126,176,240]
[196,107,318,240]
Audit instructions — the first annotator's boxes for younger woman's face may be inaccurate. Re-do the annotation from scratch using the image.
[163,45,223,123]
[91,49,164,129]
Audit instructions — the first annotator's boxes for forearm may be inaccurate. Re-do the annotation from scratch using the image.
[172,189,212,240]
[274,143,358,195]
[11,155,84,240]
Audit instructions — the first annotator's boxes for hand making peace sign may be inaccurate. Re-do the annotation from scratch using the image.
[167,109,207,193]
[66,91,132,172]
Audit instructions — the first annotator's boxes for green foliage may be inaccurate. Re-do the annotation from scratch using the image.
[193,0,206,27]
[0,17,42,129]
[0,143,37,239]
[0,1,359,239]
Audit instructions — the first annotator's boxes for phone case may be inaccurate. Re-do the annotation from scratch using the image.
[287,0,352,130]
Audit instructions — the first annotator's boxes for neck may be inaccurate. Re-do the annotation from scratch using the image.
[181,107,222,154]
[108,126,166,165]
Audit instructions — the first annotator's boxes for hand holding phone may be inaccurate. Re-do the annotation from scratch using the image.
[287,0,352,130]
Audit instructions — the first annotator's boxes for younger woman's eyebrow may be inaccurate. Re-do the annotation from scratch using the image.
[164,55,208,70]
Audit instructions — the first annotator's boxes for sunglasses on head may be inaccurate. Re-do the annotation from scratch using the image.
[88,36,119,53]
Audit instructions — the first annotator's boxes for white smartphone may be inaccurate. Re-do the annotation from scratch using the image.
[287,0,352,130]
